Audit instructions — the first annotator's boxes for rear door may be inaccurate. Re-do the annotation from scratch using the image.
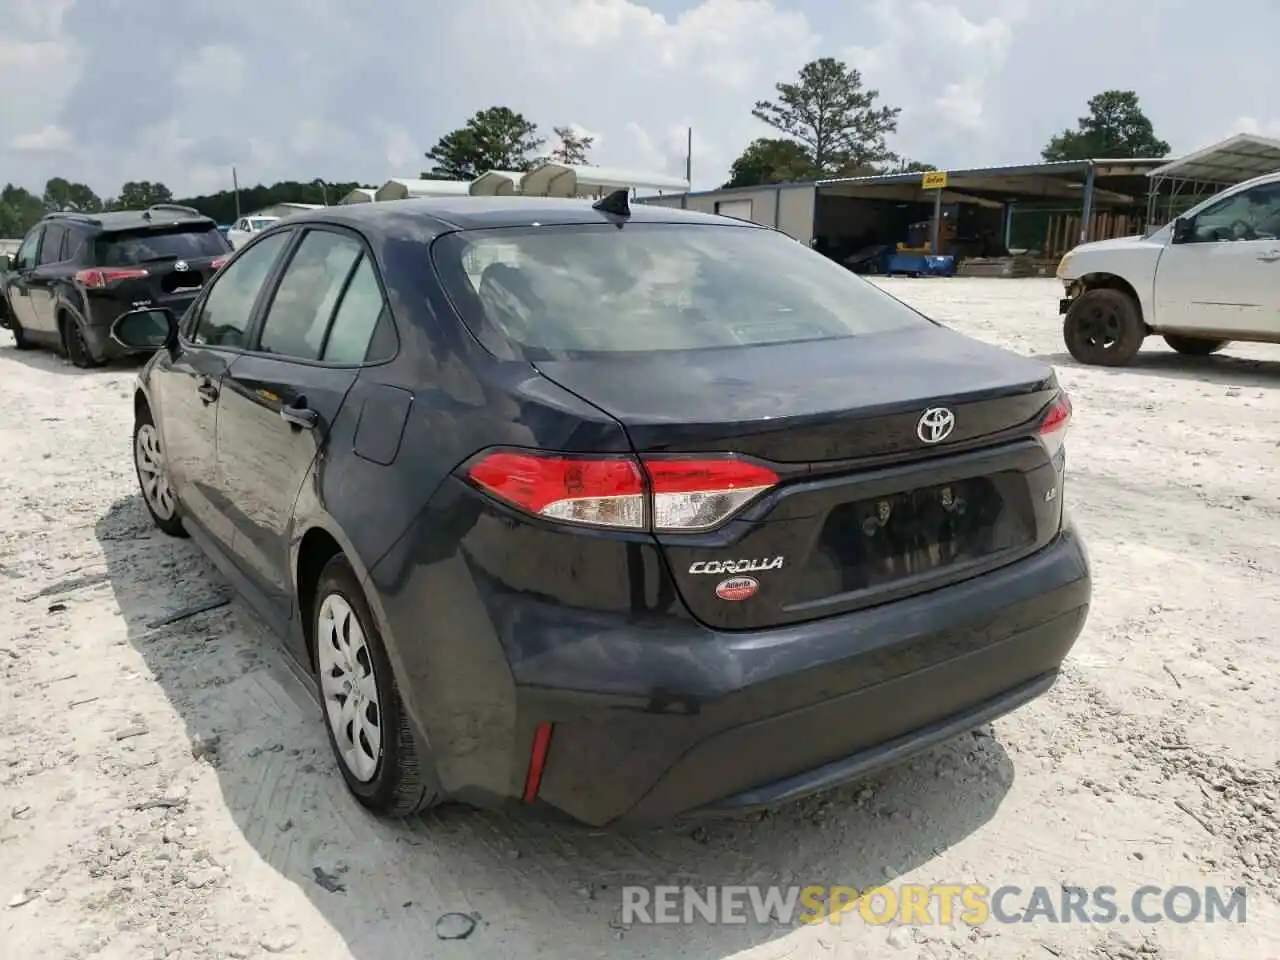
[26,223,70,333]
[93,222,230,318]
[151,230,294,550]
[215,226,389,624]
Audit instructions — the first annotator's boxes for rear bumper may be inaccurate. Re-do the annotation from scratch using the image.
[374,519,1090,826]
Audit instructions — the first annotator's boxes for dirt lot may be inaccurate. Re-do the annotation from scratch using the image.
[2,278,1279,960]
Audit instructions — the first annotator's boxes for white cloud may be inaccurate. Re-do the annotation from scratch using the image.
[10,124,73,152]
[1230,117,1280,140]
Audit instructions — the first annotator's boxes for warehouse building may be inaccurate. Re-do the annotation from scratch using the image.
[639,159,1163,267]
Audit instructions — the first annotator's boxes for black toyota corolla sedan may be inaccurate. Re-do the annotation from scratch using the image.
[113,193,1090,826]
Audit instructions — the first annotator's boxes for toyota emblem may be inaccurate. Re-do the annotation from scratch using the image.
[916,407,956,444]
[174,260,188,272]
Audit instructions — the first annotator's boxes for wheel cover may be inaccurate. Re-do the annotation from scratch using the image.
[134,423,177,520]
[1077,304,1123,350]
[317,593,383,782]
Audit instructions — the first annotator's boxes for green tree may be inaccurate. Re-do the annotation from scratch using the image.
[0,185,46,237]
[547,125,594,165]
[1042,90,1171,161]
[752,57,901,174]
[724,138,820,187]
[174,179,365,223]
[42,177,103,214]
[425,107,545,180]
[113,181,174,209]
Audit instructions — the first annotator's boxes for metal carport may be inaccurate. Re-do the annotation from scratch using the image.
[1145,133,1280,225]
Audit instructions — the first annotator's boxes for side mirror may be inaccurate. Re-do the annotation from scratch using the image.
[1171,216,1195,244]
[111,307,177,350]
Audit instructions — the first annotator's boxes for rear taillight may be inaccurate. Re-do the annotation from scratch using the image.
[465,451,779,532]
[1038,392,1072,459]
[210,255,229,270]
[74,267,149,289]
[643,457,779,531]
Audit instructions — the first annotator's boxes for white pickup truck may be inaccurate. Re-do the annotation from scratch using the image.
[1057,171,1280,366]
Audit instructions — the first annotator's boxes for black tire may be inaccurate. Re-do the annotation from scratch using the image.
[1063,288,1146,367]
[62,315,103,369]
[1163,334,1228,357]
[132,407,188,538]
[8,319,34,350]
[313,554,443,817]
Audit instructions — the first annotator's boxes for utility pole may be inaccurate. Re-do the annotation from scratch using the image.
[232,167,241,219]
[685,127,693,186]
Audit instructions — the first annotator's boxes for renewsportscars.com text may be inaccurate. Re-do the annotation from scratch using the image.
[620,884,1248,927]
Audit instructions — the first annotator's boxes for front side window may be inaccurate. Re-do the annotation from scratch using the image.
[432,222,930,359]
[191,231,291,348]
[14,228,41,270]
[1192,183,1280,242]
[257,230,363,360]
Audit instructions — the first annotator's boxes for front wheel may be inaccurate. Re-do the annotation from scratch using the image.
[313,554,443,817]
[8,319,34,350]
[1063,288,1146,367]
[1163,334,1228,357]
[133,410,187,537]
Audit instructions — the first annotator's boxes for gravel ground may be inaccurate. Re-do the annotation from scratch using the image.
[2,277,1279,960]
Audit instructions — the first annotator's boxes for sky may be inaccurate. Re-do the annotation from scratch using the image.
[2,0,1279,200]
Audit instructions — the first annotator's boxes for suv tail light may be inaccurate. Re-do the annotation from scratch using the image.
[465,451,780,532]
[210,255,230,271]
[1037,392,1072,459]
[74,267,149,289]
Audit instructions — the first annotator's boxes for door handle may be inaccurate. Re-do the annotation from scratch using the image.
[280,401,318,429]
[196,380,218,404]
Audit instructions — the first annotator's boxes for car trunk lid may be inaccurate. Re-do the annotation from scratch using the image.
[533,326,1068,630]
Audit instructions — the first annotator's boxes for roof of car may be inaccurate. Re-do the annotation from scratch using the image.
[42,205,214,232]
[278,195,758,239]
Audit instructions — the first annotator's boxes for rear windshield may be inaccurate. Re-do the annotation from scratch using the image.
[431,222,931,359]
[96,226,229,267]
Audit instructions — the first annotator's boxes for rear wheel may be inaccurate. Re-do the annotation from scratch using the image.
[1163,334,1228,357]
[62,315,103,369]
[133,408,187,538]
[313,554,442,817]
[1063,288,1146,367]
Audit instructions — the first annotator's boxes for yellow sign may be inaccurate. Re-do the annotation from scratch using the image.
[921,170,948,190]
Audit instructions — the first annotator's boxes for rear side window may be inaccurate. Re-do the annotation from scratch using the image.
[257,231,363,360]
[38,225,67,265]
[432,223,929,359]
[321,256,390,363]
[96,226,228,266]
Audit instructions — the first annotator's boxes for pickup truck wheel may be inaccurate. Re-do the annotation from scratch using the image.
[1163,334,1228,357]
[1063,288,1145,367]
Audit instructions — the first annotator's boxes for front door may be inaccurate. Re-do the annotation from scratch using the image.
[27,223,68,334]
[1155,180,1280,336]
[4,228,44,334]
[154,229,294,549]
[214,227,372,627]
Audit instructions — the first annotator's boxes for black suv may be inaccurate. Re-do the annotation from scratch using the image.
[0,205,231,367]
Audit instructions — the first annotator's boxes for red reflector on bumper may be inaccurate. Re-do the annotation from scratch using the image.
[522,722,554,803]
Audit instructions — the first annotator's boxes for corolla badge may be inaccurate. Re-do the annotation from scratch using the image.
[688,557,783,575]
[916,407,955,444]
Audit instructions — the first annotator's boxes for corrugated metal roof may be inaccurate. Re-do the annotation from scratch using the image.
[1146,133,1280,184]
[521,162,690,196]
[375,178,472,201]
